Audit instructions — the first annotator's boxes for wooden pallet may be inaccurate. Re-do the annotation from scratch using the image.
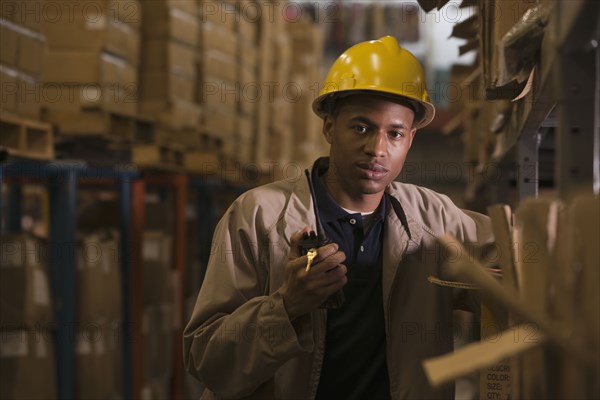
[154,126,223,152]
[185,150,221,174]
[43,108,155,143]
[54,135,132,167]
[0,112,54,160]
[132,144,185,171]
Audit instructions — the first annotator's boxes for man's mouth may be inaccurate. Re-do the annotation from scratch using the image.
[357,162,389,173]
[357,162,389,179]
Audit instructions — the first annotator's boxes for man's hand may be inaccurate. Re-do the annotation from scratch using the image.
[279,229,347,320]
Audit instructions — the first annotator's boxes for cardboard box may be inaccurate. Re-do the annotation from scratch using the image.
[142,376,172,400]
[16,72,41,119]
[481,0,533,88]
[139,100,196,130]
[44,50,137,86]
[198,0,237,31]
[142,304,174,381]
[238,14,257,45]
[201,50,238,83]
[234,136,254,165]
[142,3,199,46]
[43,12,140,66]
[0,64,18,113]
[140,69,195,103]
[238,64,257,115]
[203,105,237,138]
[76,231,122,324]
[185,150,221,173]
[141,38,196,77]
[199,75,239,111]
[0,234,53,328]
[199,21,238,57]
[0,0,44,32]
[240,43,257,70]
[0,329,57,400]
[111,0,142,29]
[15,25,45,77]
[42,82,137,115]
[0,17,46,77]
[142,232,173,306]
[75,320,122,399]
[139,98,201,130]
[237,114,255,143]
[166,0,198,15]
[0,19,18,66]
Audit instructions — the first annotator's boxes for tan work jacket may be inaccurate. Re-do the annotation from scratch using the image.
[184,171,493,399]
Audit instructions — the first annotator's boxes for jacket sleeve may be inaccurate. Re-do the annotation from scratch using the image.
[417,189,495,313]
[183,196,314,399]
[450,207,494,315]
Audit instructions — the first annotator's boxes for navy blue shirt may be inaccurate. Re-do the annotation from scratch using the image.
[312,163,391,400]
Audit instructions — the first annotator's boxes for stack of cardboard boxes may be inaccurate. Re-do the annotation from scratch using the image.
[288,19,326,168]
[197,0,240,168]
[75,230,123,399]
[255,2,326,179]
[141,230,175,399]
[41,0,141,135]
[0,0,53,160]
[140,0,201,136]
[0,234,56,399]
[236,0,259,166]
[256,4,293,173]
[0,3,46,119]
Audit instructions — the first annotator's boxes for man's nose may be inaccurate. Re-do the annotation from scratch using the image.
[364,131,387,157]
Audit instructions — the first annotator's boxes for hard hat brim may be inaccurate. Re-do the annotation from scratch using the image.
[312,90,436,129]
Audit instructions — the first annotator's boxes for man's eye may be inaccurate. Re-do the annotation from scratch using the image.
[353,125,368,134]
[389,131,405,139]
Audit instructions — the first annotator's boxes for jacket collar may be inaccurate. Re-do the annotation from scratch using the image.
[283,158,419,252]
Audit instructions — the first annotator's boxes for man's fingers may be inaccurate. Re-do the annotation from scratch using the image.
[308,250,346,274]
[288,227,312,259]
[312,243,340,262]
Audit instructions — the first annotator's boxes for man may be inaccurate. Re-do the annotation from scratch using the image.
[184,36,493,399]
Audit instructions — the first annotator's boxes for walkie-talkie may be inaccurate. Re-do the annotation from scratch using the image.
[298,169,345,309]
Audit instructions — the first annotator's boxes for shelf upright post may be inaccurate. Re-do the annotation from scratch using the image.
[130,178,146,399]
[118,175,133,400]
[48,165,78,400]
[196,183,217,284]
[173,173,188,400]
[0,163,4,231]
[7,181,22,232]
[555,0,600,199]
[517,131,541,201]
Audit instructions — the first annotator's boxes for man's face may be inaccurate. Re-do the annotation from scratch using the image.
[322,94,417,200]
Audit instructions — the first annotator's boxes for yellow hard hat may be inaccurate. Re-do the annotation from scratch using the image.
[313,36,435,129]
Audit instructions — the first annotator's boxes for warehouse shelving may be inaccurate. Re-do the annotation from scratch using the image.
[469,0,599,204]
[0,156,140,400]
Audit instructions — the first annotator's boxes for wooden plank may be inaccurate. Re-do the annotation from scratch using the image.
[513,198,559,398]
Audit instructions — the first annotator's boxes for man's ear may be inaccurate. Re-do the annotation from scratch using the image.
[322,115,334,144]
[408,128,417,148]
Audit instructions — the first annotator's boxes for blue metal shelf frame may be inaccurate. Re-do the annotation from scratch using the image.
[188,178,248,287]
[0,158,140,400]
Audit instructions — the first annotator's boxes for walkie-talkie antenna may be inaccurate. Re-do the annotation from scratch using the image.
[304,169,328,239]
